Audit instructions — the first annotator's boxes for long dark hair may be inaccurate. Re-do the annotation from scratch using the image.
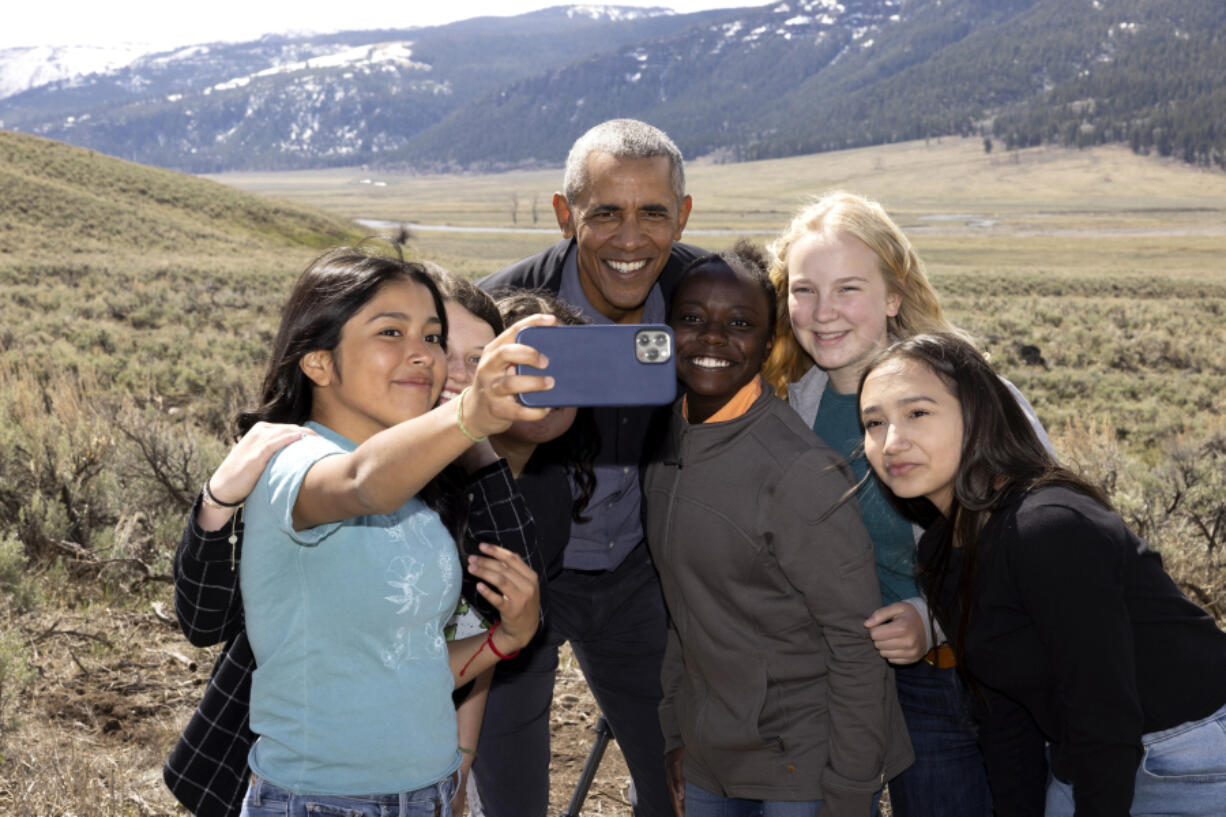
[857,333,1111,669]
[235,248,466,538]
[238,248,448,435]
[494,288,601,523]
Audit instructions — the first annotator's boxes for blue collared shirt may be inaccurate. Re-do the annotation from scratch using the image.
[557,245,666,570]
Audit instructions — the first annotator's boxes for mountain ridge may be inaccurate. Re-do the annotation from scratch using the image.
[1,1,1221,173]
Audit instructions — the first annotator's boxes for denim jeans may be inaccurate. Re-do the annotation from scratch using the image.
[239,771,456,817]
[888,661,992,817]
[1044,701,1226,816]
[684,781,823,817]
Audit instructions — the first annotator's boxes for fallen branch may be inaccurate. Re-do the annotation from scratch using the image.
[32,625,113,648]
[50,539,173,584]
[161,649,196,671]
[150,601,175,625]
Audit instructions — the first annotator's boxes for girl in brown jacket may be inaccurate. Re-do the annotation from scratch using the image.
[644,242,913,817]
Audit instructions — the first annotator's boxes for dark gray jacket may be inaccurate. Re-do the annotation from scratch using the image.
[644,386,913,814]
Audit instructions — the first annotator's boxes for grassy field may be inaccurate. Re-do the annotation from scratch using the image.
[208,137,1226,234]
[2,132,1225,815]
[211,137,1226,455]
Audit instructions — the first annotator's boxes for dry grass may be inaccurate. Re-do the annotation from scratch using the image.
[2,603,201,816]
[207,137,1226,233]
[2,135,1225,816]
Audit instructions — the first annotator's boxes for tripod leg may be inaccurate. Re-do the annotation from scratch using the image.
[560,716,613,817]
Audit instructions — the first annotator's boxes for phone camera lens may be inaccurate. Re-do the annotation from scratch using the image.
[654,334,667,345]
[638,334,651,345]
[645,349,659,361]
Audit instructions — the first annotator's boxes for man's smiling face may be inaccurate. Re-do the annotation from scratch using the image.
[554,151,691,324]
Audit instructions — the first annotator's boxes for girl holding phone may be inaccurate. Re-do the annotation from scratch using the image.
[208,248,548,817]
[166,261,546,817]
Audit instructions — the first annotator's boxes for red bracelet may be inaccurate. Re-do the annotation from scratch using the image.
[458,622,520,677]
[487,621,521,660]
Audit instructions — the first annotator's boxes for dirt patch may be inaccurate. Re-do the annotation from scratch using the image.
[547,665,635,816]
[3,601,635,816]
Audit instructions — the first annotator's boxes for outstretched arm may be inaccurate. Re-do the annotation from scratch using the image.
[293,316,555,529]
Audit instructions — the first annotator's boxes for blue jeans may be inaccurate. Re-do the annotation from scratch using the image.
[1045,702,1226,816]
[239,772,455,817]
[684,781,823,817]
[888,661,992,817]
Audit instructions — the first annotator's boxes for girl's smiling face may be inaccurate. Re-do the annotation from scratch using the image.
[439,301,497,404]
[787,229,901,394]
[671,263,773,422]
[859,357,964,516]
[303,278,447,442]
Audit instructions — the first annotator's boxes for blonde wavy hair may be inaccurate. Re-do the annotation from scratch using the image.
[762,190,969,397]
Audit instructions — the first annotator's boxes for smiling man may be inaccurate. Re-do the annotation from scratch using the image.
[483,119,699,321]
[476,120,702,817]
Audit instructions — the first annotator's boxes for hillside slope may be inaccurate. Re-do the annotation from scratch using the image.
[405,0,1225,169]
[4,2,1220,172]
[0,130,363,256]
[0,131,369,408]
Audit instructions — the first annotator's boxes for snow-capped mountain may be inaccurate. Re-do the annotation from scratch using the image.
[0,5,723,171]
[399,0,1226,170]
[0,44,152,100]
[565,4,674,21]
[1,1,1222,172]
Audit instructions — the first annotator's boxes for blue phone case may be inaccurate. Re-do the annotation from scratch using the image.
[515,324,677,407]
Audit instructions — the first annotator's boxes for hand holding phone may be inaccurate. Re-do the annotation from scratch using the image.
[514,324,677,407]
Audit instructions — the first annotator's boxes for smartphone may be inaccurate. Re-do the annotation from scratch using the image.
[514,324,677,407]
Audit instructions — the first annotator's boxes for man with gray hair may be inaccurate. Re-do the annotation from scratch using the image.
[476,119,702,817]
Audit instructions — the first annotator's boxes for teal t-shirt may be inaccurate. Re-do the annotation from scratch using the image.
[812,388,919,606]
[241,422,462,795]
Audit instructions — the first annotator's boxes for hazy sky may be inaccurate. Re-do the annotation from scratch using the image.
[3,1,756,50]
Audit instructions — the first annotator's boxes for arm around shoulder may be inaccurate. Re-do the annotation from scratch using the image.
[173,496,244,647]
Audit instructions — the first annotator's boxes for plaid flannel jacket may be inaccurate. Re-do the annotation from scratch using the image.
[163,460,537,817]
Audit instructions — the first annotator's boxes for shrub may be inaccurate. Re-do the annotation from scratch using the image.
[0,532,40,615]
[0,629,34,742]
[1055,418,1226,622]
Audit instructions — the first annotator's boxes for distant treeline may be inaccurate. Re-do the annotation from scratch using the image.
[991,23,1226,169]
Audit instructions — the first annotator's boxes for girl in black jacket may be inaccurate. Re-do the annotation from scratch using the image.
[857,333,1226,817]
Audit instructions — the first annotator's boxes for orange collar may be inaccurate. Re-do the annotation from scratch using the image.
[682,376,763,424]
